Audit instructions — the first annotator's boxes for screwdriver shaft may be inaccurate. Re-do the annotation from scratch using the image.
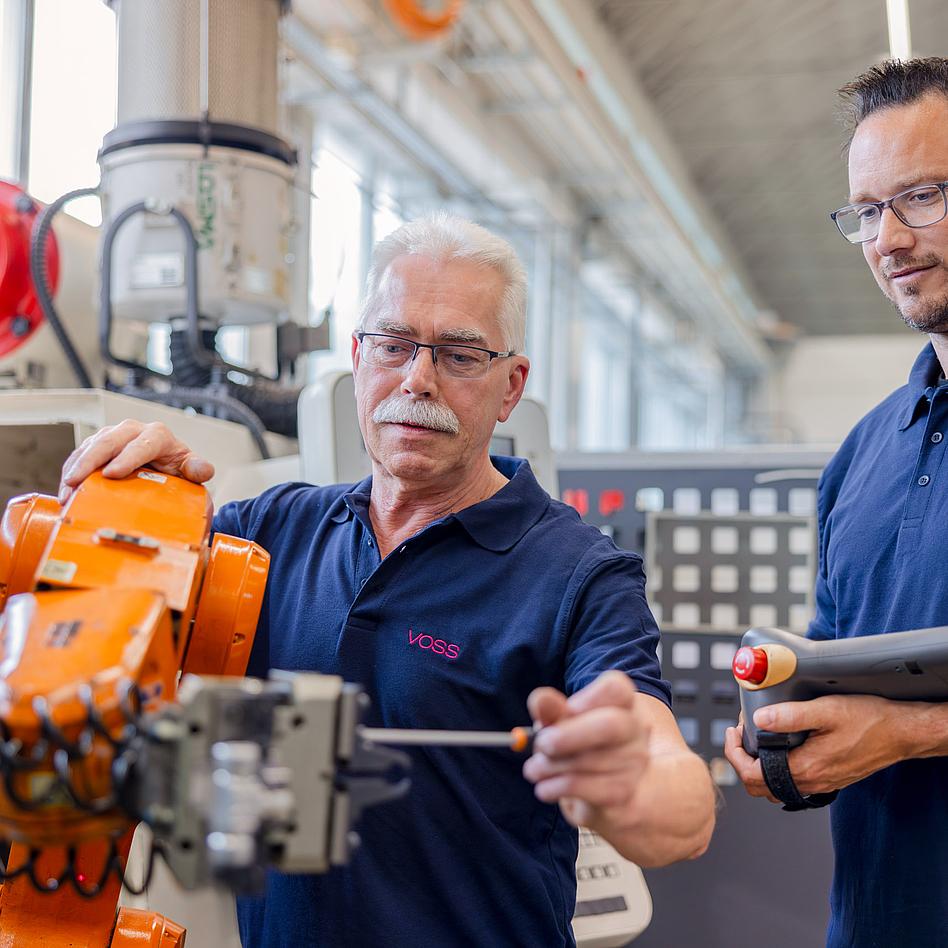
[359,725,535,751]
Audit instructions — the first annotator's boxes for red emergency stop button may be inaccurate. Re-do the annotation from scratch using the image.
[733,646,768,685]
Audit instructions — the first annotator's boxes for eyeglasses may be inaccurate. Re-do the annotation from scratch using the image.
[831,182,948,244]
[355,332,514,380]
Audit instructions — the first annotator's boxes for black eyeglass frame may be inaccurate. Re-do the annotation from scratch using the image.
[830,181,948,244]
[354,331,515,376]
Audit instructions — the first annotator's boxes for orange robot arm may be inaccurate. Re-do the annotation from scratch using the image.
[0,469,268,947]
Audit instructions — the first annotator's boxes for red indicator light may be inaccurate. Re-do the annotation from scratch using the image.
[599,489,625,517]
[562,489,589,517]
[733,646,768,685]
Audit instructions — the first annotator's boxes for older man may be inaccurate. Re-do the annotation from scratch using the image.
[61,212,714,947]
[725,59,948,947]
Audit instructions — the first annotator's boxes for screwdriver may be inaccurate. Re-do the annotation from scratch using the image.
[359,724,538,753]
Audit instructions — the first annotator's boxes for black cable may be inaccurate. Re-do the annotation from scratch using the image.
[168,328,302,437]
[29,186,99,388]
[115,839,164,897]
[64,840,116,899]
[228,378,301,439]
[168,325,214,387]
[98,201,171,379]
[52,747,117,814]
[0,852,30,883]
[119,384,271,459]
[26,848,70,893]
[0,684,161,895]
[0,834,162,897]
[78,684,133,750]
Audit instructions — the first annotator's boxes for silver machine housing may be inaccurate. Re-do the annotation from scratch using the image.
[100,0,296,328]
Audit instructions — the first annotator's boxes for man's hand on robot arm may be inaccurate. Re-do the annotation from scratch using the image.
[0,463,410,898]
[0,466,265,903]
[0,460,419,938]
[725,694,921,800]
[59,419,213,505]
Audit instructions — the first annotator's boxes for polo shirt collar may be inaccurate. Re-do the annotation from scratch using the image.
[331,475,372,524]
[452,457,550,552]
[898,343,942,431]
[330,458,550,552]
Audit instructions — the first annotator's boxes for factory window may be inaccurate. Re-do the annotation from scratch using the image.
[373,192,404,243]
[309,147,366,378]
[27,0,116,224]
[0,0,22,180]
[577,306,632,451]
[638,358,708,449]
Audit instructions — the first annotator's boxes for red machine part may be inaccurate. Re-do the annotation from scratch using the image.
[562,488,589,518]
[598,489,625,517]
[733,646,769,685]
[0,180,59,358]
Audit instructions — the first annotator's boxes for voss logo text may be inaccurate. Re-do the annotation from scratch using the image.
[408,629,460,660]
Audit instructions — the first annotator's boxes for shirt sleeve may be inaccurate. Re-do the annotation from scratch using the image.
[211,482,309,544]
[807,470,837,641]
[563,550,671,706]
[211,498,249,540]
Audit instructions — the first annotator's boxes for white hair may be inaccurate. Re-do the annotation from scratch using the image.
[358,211,528,352]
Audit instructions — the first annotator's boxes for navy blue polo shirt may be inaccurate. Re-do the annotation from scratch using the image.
[809,343,948,948]
[213,456,669,948]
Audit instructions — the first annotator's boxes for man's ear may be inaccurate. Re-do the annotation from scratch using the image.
[498,357,530,423]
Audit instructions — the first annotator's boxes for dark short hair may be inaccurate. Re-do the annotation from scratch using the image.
[839,57,948,143]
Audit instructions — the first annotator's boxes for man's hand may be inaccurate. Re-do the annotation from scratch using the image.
[723,720,776,802]
[524,670,715,865]
[58,420,214,505]
[724,694,915,800]
[523,670,651,831]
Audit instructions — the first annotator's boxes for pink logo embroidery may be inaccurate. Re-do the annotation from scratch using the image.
[408,629,460,660]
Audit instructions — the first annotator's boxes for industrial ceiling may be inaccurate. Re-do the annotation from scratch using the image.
[292,0,947,351]
[594,0,948,337]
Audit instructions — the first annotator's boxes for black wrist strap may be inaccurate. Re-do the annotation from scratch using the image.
[758,743,838,812]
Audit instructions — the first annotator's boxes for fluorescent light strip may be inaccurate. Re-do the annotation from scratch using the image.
[886,0,912,61]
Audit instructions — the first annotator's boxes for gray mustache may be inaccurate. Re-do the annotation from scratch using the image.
[372,394,460,434]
